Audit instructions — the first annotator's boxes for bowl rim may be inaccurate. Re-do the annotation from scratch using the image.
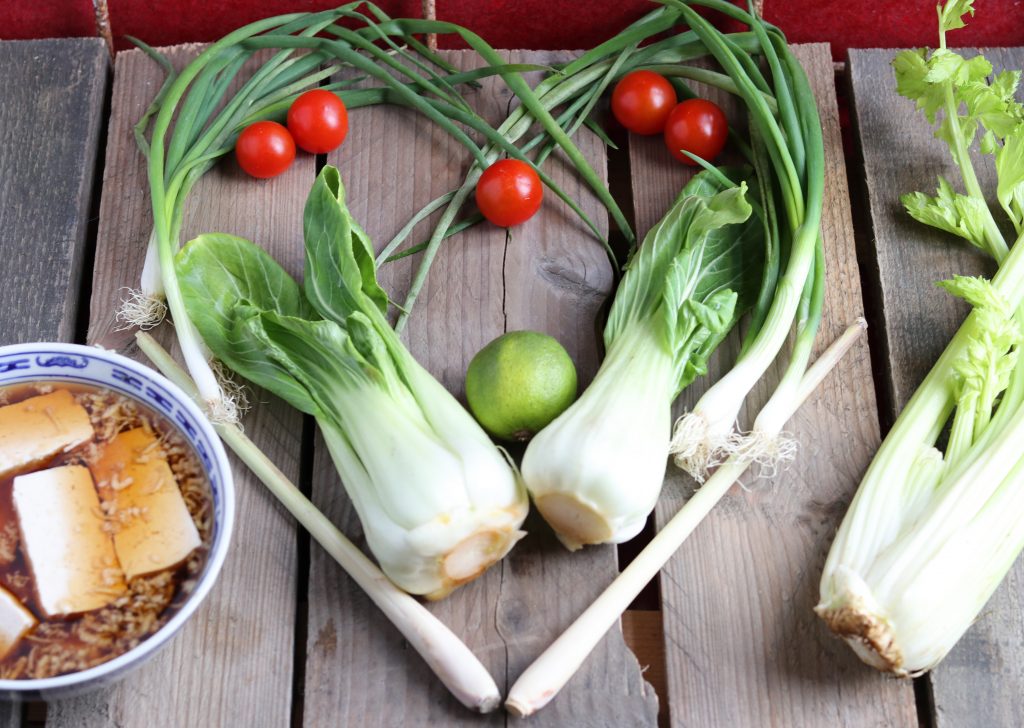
[0,342,235,692]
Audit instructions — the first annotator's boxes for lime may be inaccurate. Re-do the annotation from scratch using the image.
[465,331,578,441]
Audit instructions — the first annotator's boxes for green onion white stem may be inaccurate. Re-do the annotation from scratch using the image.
[135,332,503,713]
[506,319,865,716]
[818,0,1024,675]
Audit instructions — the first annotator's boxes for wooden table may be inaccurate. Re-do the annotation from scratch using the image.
[0,32,1018,728]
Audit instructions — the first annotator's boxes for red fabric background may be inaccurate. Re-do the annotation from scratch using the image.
[1,1,1022,59]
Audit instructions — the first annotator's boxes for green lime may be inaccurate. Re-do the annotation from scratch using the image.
[465,331,578,442]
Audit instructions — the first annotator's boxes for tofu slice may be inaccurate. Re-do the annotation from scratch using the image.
[0,390,93,477]
[0,585,35,659]
[12,465,126,617]
[90,428,201,580]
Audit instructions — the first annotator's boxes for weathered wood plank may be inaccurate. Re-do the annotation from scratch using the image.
[0,38,109,346]
[849,46,1024,728]
[304,49,508,728]
[304,49,655,726]
[0,37,109,728]
[497,49,656,728]
[629,44,917,726]
[46,45,306,727]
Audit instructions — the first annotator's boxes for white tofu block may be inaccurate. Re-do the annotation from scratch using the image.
[0,585,35,659]
[90,428,201,580]
[0,390,94,477]
[13,465,126,617]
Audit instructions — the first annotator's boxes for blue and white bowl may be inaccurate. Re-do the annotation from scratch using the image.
[0,343,235,700]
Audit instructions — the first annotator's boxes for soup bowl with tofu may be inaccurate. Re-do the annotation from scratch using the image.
[0,343,234,699]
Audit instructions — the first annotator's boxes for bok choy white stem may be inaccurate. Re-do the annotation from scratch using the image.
[507,319,865,716]
[135,332,502,713]
[175,166,527,598]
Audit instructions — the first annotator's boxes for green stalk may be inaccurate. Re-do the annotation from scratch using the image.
[936,16,1009,260]
[128,38,177,158]
[638,64,779,113]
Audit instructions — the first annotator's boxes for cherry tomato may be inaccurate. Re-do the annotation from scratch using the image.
[663,98,728,165]
[287,89,349,154]
[235,121,295,179]
[475,159,543,227]
[611,70,678,135]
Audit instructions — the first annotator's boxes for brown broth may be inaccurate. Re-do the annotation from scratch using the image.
[0,381,212,680]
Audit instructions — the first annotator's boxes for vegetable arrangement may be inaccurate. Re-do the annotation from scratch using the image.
[122,0,865,717]
[818,0,1024,677]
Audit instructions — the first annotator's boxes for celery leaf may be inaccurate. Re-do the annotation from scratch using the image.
[902,177,989,249]
[894,49,946,123]
[939,0,975,34]
[996,126,1024,230]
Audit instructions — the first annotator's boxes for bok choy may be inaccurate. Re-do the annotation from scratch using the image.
[817,0,1024,675]
[176,166,527,598]
[521,171,762,548]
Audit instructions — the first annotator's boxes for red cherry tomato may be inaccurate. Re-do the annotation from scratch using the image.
[475,159,543,227]
[287,89,349,154]
[235,121,295,179]
[663,98,728,165]
[611,70,677,135]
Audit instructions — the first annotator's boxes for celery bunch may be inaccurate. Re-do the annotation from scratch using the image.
[818,0,1024,676]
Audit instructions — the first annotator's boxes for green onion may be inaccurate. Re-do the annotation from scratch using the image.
[666,0,826,482]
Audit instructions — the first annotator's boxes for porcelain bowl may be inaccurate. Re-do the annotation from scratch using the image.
[0,342,235,700]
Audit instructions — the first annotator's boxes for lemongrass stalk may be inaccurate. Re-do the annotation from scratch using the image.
[135,332,502,713]
[505,319,866,717]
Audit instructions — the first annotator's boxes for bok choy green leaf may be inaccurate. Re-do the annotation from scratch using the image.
[177,166,527,598]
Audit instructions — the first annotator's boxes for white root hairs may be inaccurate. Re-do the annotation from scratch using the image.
[115,288,168,331]
[668,412,744,484]
[733,429,799,485]
[208,358,250,426]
